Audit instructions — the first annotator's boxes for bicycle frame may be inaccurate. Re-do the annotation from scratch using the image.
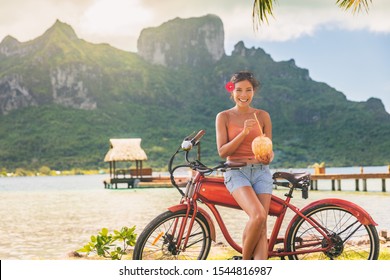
[167,171,378,259]
[132,131,379,260]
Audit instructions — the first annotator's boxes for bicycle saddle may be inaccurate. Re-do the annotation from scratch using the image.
[272,172,310,185]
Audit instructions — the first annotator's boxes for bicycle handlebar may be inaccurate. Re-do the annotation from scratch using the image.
[181,130,205,151]
[170,130,246,193]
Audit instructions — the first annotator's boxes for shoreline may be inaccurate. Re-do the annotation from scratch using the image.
[2,165,389,178]
[68,241,390,260]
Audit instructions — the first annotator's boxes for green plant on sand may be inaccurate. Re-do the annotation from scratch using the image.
[78,226,137,260]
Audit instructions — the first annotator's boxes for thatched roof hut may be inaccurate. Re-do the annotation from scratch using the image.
[104,138,147,162]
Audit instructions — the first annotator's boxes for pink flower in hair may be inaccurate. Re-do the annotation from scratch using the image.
[225,81,234,92]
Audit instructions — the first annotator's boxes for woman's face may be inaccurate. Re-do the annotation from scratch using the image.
[232,80,254,107]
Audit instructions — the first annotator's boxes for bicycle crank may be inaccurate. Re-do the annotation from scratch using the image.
[162,233,180,256]
[321,233,344,258]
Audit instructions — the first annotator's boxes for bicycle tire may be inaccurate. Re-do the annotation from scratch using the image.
[133,209,212,260]
[286,204,380,260]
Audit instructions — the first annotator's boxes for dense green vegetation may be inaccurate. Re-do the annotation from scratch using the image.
[0,19,389,173]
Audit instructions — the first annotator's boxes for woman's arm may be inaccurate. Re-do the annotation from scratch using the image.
[260,111,272,140]
[215,111,252,158]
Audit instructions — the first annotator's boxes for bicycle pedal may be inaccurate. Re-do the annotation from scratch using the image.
[229,256,243,260]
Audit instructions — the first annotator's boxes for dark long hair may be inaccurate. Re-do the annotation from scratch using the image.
[230,71,260,91]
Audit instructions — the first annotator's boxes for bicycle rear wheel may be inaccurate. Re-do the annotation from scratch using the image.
[286,204,379,260]
[133,209,212,260]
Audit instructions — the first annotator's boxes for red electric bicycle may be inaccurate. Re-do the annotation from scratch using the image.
[133,130,380,260]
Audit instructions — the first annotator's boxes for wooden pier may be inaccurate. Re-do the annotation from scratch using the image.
[310,173,390,192]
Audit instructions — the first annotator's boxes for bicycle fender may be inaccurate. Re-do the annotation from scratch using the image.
[168,204,216,241]
[293,198,377,226]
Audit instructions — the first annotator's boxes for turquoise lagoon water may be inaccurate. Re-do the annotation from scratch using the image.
[0,167,389,259]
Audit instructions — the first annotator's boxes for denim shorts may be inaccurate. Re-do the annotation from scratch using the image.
[223,164,273,194]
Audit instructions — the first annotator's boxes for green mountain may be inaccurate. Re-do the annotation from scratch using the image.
[0,15,389,172]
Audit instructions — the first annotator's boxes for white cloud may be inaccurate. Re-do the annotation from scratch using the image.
[79,0,152,35]
[0,0,92,42]
[73,0,153,50]
[211,0,390,55]
[265,1,388,42]
[2,0,389,50]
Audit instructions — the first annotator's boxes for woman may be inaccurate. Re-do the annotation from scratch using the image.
[215,71,274,260]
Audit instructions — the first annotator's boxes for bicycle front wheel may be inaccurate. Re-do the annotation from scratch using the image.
[286,204,379,260]
[133,209,212,260]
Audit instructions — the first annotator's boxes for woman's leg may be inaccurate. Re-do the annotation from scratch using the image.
[252,193,271,259]
[232,186,268,260]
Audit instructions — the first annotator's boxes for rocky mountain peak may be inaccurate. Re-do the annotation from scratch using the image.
[0,36,21,56]
[137,14,225,68]
[0,19,97,115]
[41,19,78,41]
[0,20,79,59]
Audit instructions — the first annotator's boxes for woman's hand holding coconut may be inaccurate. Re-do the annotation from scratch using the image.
[252,113,274,165]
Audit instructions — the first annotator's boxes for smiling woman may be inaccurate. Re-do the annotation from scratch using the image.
[215,71,274,260]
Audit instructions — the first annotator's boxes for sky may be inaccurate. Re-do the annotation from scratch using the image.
[0,0,389,113]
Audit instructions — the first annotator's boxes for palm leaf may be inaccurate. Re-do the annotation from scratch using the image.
[336,0,372,13]
[253,0,372,28]
[252,0,276,29]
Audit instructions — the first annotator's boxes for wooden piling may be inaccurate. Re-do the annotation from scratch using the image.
[310,173,389,192]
